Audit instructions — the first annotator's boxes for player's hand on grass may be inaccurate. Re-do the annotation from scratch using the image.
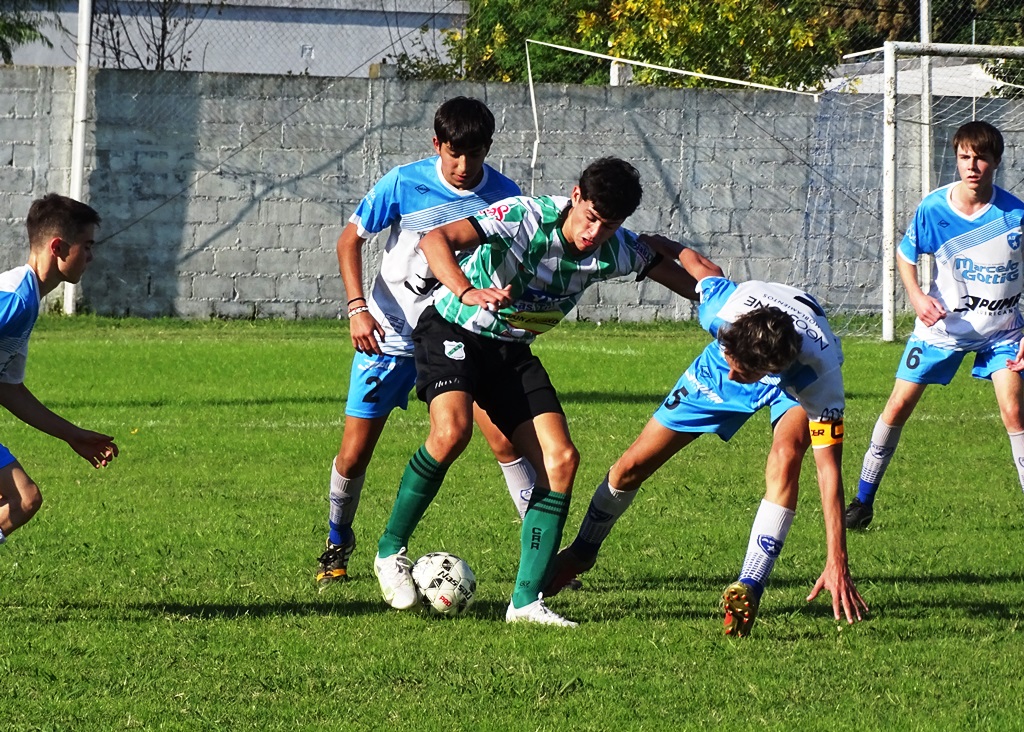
[910,290,947,327]
[462,285,512,312]
[807,561,868,625]
[349,309,384,355]
[68,430,119,469]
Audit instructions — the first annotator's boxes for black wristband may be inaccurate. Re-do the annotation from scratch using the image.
[347,297,366,306]
[458,286,475,303]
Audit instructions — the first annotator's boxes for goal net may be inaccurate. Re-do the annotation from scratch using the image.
[524,40,1024,339]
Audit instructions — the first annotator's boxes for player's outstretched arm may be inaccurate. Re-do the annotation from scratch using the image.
[420,220,512,311]
[640,234,725,280]
[337,223,385,355]
[0,382,117,468]
[898,256,946,327]
[805,441,868,624]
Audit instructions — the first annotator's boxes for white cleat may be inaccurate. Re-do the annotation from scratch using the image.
[373,547,419,610]
[505,593,578,627]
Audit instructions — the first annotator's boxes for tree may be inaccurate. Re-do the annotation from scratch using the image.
[0,0,62,64]
[576,0,848,90]
[392,0,848,90]
[821,0,1024,97]
[825,0,1023,51]
[389,0,609,84]
[92,0,224,70]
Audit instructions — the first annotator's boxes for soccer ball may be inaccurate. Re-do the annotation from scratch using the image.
[411,552,477,617]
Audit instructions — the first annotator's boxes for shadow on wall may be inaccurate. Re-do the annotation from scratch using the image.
[84,69,199,317]
[82,71,370,318]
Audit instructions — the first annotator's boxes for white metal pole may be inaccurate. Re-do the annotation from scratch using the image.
[883,42,897,342]
[65,0,93,315]
[919,0,934,294]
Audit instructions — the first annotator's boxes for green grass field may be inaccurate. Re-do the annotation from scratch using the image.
[2,317,1023,730]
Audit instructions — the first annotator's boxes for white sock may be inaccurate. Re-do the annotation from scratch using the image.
[1008,431,1024,495]
[738,499,795,594]
[500,456,536,520]
[860,419,903,486]
[329,462,364,543]
[574,475,637,550]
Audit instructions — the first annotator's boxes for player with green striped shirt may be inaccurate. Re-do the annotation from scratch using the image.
[371,157,700,625]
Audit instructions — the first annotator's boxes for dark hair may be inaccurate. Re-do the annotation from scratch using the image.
[578,157,642,221]
[718,306,800,375]
[434,97,495,150]
[953,120,1004,161]
[26,193,101,251]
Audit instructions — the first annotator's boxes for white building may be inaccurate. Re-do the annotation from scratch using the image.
[13,0,467,76]
[826,56,1006,97]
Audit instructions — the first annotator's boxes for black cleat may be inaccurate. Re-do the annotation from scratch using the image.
[845,498,874,530]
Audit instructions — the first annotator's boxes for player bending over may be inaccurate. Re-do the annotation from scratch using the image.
[372,158,701,626]
[847,120,1024,530]
[546,240,868,636]
[1,194,118,549]
[316,97,535,587]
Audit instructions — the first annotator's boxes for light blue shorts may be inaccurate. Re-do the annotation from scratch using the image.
[653,343,801,441]
[895,335,1022,385]
[344,351,418,419]
[0,442,16,470]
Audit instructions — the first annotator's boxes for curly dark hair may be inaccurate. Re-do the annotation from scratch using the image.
[578,157,642,221]
[718,306,800,375]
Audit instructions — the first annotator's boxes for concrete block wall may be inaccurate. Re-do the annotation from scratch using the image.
[5,67,1005,322]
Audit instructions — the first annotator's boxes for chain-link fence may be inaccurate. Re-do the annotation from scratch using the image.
[3,0,1023,332]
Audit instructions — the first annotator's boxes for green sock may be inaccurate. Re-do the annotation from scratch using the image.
[511,488,570,608]
[377,446,449,557]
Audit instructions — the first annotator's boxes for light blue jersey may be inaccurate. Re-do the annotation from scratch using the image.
[353,157,520,356]
[901,183,1024,350]
[0,265,41,386]
[1,264,41,468]
[697,277,845,424]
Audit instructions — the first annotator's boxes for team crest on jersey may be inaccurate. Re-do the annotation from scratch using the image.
[415,184,430,194]
[443,340,466,360]
[482,203,510,221]
[1009,232,1021,251]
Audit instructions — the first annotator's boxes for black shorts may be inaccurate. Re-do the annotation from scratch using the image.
[412,306,564,439]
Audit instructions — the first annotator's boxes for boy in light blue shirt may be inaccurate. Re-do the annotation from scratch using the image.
[1,194,118,547]
[847,121,1024,529]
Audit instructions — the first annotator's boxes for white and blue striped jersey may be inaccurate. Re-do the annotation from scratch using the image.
[0,265,41,385]
[353,157,521,356]
[698,277,845,423]
[900,183,1024,350]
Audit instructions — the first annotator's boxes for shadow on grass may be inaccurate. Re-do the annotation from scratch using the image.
[1,598,519,623]
[48,394,344,410]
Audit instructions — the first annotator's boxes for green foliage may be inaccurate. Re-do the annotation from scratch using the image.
[389,0,608,83]
[4,318,1024,728]
[575,0,848,89]
[831,0,1023,50]
[0,0,60,64]
[394,0,848,89]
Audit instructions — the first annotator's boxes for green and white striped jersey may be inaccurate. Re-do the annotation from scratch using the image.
[433,195,655,343]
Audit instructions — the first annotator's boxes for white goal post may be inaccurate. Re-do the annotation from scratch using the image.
[882,41,1024,341]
